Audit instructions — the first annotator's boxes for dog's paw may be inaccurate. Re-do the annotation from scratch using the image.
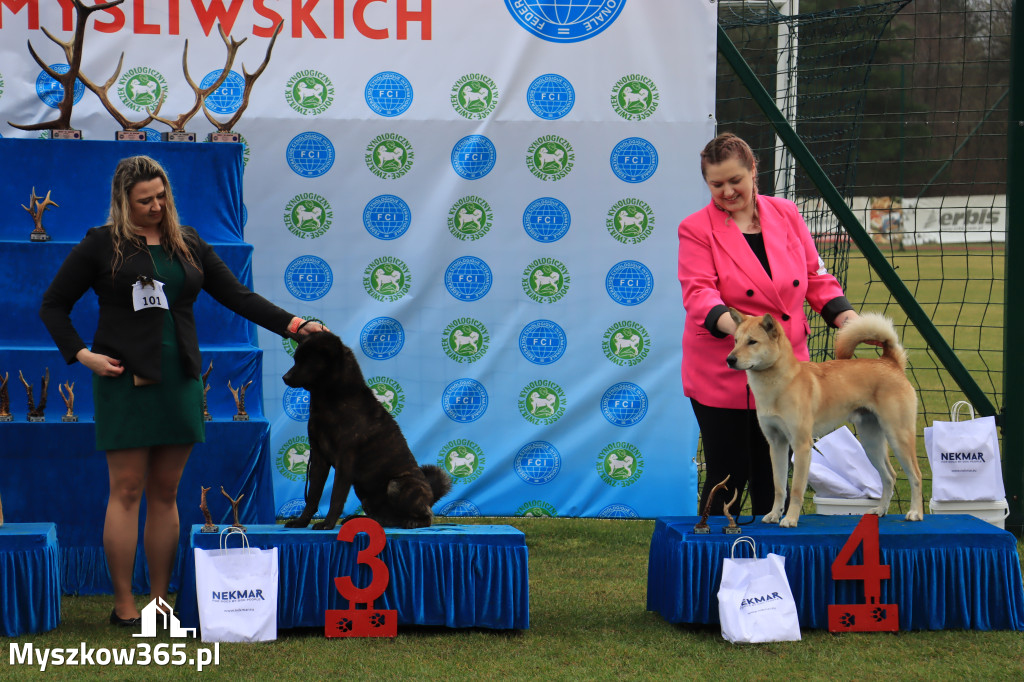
[867,506,888,517]
[311,520,337,530]
[905,509,923,521]
[284,519,308,529]
[779,516,799,528]
[761,511,781,524]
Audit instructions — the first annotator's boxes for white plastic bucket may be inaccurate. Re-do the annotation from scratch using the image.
[813,496,880,515]
[928,498,1010,529]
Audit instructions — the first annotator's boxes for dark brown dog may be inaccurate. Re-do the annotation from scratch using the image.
[282,332,451,529]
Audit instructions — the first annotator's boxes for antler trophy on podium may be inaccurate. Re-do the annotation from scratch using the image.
[7,0,125,139]
[23,188,59,242]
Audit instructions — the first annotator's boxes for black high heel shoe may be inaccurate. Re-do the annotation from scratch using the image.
[109,608,142,627]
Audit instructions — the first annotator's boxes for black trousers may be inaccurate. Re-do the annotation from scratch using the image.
[691,398,777,516]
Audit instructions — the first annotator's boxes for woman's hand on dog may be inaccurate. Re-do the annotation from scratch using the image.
[290,317,330,336]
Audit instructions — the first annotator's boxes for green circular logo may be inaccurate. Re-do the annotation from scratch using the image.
[516,500,557,517]
[366,133,414,179]
[117,67,168,111]
[447,196,493,241]
[610,74,659,121]
[366,376,405,416]
[597,442,644,487]
[607,198,654,245]
[526,135,574,181]
[451,73,498,119]
[438,439,485,484]
[363,256,411,302]
[285,193,333,239]
[276,436,311,481]
[286,70,334,115]
[518,380,566,425]
[443,317,489,363]
[603,321,651,366]
[523,257,570,303]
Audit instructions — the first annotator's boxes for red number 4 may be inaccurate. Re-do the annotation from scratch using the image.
[827,514,899,632]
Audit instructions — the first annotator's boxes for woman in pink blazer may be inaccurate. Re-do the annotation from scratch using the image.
[678,133,857,515]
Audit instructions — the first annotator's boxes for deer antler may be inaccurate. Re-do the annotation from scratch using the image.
[151,24,244,133]
[204,20,284,133]
[8,0,125,131]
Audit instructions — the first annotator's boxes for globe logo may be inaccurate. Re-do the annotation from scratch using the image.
[610,137,659,183]
[600,382,649,426]
[439,500,480,517]
[606,260,654,306]
[277,498,308,520]
[286,132,336,178]
[444,256,492,301]
[200,69,245,114]
[141,127,162,142]
[504,0,627,43]
[36,64,84,108]
[526,74,575,120]
[514,441,561,485]
[284,255,333,301]
[283,387,310,421]
[523,198,571,242]
[363,194,411,240]
[365,71,413,117]
[360,317,405,360]
[451,135,497,180]
[519,320,567,365]
[441,379,488,423]
[598,504,640,519]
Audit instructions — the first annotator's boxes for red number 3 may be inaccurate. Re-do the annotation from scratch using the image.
[334,517,389,605]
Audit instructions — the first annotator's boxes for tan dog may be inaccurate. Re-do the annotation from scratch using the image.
[726,309,923,527]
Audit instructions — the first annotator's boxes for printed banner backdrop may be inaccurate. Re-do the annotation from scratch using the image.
[0,1,715,519]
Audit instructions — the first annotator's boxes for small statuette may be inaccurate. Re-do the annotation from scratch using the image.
[228,378,253,421]
[693,474,731,534]
[59,380,77,422]
[201,361,213,421]
[199,486,218,533]
[0,372,12,422]
[19,368,49,422]
[220,486,246,532]
[23,187,58,242]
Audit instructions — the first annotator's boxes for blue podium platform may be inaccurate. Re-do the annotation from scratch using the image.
[0,523,61,637]
[647,514,1024,631]
[175,523,529,632]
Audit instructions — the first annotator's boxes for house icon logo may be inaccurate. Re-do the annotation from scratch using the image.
[132,596,197,638]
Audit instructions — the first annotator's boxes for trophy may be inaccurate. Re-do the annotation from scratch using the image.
[201,361,213,421]
[59,381,77,422]
[7,0,125,139]
[23,188,58,242]
[722,488,741,534]
[77,54,165,141]
[19,368,49,422]
[199,486,218,533]
[0,372,12,422]
[220,486,246,532]
[202,20,283,143]
[693,475,731,534]
[228,379,253,421]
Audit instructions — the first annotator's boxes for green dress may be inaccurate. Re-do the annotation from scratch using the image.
[93,246,205,450]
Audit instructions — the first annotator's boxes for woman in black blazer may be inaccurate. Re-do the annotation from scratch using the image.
[39,155,327,627]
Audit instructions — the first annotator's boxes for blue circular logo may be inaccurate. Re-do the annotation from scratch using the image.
[283,387,310,421]
[140,127,162,142]
[363,194,411,240]
[606,260,653,305]
[523,198,571,242]
[360,317,405,360]
[600,382,648,426]
[442,379,489,423]
[610,137,658,183]
[242,203,248,228]
[526,74,575,119]
[277,498,308,519]
[505,0,627,43]
[451,135,497,180]
[444,256,492,301]
[286,132,336,178]
[365,71,413,117]
[200,70,246,113]
[598,504,640,518]
[514,441,561,484]
[284,255,333,301]
[36,64,85,108]
[519,320,566,365]
[439,499,481,517]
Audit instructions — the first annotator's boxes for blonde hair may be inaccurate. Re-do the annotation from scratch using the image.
[108,155,198,274]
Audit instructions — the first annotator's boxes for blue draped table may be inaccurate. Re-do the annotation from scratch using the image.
[647,514,1024,631]
[175,523,529,632]
[0,523,61,637]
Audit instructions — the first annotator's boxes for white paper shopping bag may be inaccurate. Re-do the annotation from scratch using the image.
[925,401,1005,501]
[717,537,801,643]
[193,527,279,643]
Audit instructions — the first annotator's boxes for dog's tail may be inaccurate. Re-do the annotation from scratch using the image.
[420,464,453,504]
[834,312,907,369]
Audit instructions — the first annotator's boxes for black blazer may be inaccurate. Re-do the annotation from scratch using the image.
[39,225,295,382]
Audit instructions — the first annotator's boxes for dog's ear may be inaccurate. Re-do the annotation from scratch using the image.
[728,307,745,328]
[760,313,781,338]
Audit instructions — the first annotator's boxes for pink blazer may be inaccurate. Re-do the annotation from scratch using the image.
[677,195,846,409]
